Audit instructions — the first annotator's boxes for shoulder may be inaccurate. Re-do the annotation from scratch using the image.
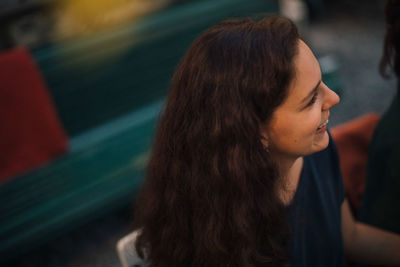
[368,100,400,175]
[370,104,400,153]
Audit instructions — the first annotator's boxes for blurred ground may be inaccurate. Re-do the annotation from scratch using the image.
[8,0,397,266]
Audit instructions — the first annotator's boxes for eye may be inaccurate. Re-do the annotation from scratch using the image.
[306,91,319,107]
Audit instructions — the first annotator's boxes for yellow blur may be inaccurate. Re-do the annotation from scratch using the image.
[53,0,171,40]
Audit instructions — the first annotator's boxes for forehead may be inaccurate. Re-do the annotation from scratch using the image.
[284,40,321,103]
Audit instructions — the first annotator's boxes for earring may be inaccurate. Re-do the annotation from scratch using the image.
[263,144,269,153]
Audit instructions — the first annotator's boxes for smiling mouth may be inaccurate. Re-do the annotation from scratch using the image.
[317,119,329,130]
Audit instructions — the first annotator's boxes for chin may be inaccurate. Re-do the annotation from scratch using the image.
[312,131,330,153]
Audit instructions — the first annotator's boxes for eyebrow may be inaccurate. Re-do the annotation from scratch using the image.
[300,80,321,104]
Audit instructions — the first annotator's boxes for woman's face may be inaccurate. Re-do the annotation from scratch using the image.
[264,40,340,160]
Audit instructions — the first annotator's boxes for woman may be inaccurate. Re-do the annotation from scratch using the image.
[133,15,400,266]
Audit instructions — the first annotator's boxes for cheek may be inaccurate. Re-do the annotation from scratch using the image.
[305,108,322,133]
[293,114,320,137]
[267,109,322,150]
[270,118,306,146]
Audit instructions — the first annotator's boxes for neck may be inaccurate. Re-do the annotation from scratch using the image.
[273,154,304,206]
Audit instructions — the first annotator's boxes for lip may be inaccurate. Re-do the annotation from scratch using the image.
[316,124,327,134]
[316,118,329,133]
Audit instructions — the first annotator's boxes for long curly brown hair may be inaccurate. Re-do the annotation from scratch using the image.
[134,15,299,267]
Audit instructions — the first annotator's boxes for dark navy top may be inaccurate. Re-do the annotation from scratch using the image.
[286,134,345,267]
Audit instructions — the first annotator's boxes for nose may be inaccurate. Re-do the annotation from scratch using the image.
[321,83,340,110]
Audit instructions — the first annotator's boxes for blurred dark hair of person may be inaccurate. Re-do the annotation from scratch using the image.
[380,0,400,79]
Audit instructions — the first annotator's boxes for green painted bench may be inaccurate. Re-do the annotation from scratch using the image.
[0,0,281,263]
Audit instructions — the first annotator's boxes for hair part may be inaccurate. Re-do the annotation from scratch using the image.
[134,15,299,267]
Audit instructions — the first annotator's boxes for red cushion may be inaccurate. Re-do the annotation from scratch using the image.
[0,47,68,182]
